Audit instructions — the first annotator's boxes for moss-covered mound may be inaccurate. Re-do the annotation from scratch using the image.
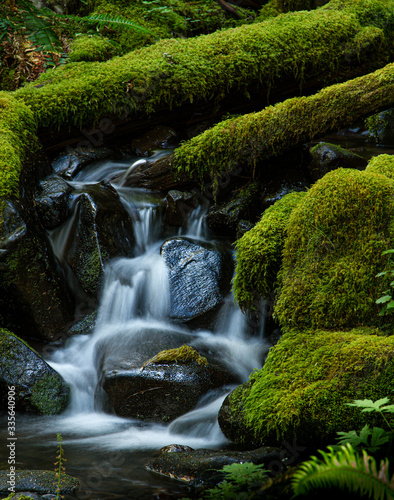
[141,344,208,368]
[233,191,306,311]
[219,328,394,447]
[68,34,121,62]
[14,0,394,131]
[365,153,394,179]
[274,168,394,330]
[0,92,38,199]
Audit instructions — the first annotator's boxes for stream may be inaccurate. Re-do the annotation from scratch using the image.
[0,152,268,499]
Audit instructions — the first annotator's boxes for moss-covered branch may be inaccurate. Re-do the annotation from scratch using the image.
[14,0,394,131]
[0,92,38,199]
[173,60,394,188]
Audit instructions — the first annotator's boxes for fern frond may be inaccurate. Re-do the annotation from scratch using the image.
[80,14,157,37]
[292,443,394,500]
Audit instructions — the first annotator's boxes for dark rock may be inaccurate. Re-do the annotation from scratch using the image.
[118,153,192,191]
[51,147,113,180]
[367,108,394,147]
[165,190,197,227]
[157,444,194,455]
[131,125,178,156]
[68,310,97,336]
[34,176,73,229]
[261,180,307,208]
[218,381,261,449]
[236,219,254,239]
[207,182,261,238]
[62,181,134,297]
[0,330,69,415]
[308,142,367,181]
[0,201,74,341]
[161,238,233,323]
[145,446,283,486]
[0,470,79,495]
[97,327,237,421]
[103,361,234,423]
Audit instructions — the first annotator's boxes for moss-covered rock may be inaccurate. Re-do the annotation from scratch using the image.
[0,470,79,495]
[365,153,394,179]
[0,329,69,415]
[141,344,208,369]
[218,327,394,447]
[275,168,394,330]
[233,191,306,311]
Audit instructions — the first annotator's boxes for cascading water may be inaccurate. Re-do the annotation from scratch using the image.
[7,153,268,498]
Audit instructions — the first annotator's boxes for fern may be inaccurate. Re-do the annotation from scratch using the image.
[336,424,391,454]
[292,443,394,500]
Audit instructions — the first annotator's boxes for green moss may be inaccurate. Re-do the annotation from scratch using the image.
[257,0,320,21]
[275,169,394,330]
[13,0,394,132]
[234,328,394,446]
[68,34,121,62]
[0,92,38,199]
[141,345,208,368]
[233,191,306,311]
[30,374,69,415]
[365,154,394,178]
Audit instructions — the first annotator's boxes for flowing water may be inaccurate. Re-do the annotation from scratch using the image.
[0,153,268,499]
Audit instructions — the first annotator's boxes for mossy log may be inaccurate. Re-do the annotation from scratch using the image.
[14,0,394,132]
[173,61,394,188]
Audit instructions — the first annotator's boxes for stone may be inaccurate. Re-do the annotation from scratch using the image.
[160,238,233,323]
[165,190,197,227]
[0,329,69,415]
[51,147,113,180]
[34,175,73,229]
[131,125,178,156]
[0,470,79,495]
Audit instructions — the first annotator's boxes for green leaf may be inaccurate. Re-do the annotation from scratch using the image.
[382,249,394,255]
[376,295,392,304]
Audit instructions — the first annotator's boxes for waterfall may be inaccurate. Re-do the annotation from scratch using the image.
[22,154,268,456]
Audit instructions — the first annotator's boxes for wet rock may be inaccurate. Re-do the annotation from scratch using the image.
[165,190,197,227]
[307,142,367,181]
[34,176,73,229]
[261,179,307,208]
[68,310,97,336]
[0,329,69,415]
[236,219,254,239]
[161,238,233,323]
[0,470,79,495]
[118,153,192,191]
[145,446,283,486]
[207,182,261,238]
[131,125,178,156]
[51,147,113,180]
[367,108,394,147]
[63,181,134,297]
[0,201,74,341]
[157,444,194,455]
[98,328,236,421]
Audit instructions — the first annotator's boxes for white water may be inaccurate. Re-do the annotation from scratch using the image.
[22,155,268,456]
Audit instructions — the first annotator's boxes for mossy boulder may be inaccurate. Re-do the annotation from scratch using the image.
[366,107,394,146]
[68,35,121,62]
[218,327,394,447]
[275,168,394,330]
[365,153,394,179]
[0,329,69,415]
[307,142,367,181]
[0,470,79,495]
[233,191,306,311]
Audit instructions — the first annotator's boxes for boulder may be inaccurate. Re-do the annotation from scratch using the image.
[131,125,178,156]
[365,153,394,179]
[0,329,69,415]
[118,153,192,191]
[307,142,367,181]
[62,181,134,297]
[51,147,113,180]
[0,200,74,341]
[161,238,233,323]
[34,175,73,229]
[218,328,394,448]
[165,190,197,227]
[366,107,394,147]
[0,470,79,496]
[97,330,237,422]
[145,446,283,486]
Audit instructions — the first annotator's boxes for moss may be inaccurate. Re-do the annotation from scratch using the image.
[13,0,394,132]
[0,92,38,199]
[233,328,394,446]
[68,34,121,62]
[275,168,394,330]
[257,0,321,21]
[232,191,306,311]
[365,154,394,178]
[30,374,69,415]
[141,345,208,369]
